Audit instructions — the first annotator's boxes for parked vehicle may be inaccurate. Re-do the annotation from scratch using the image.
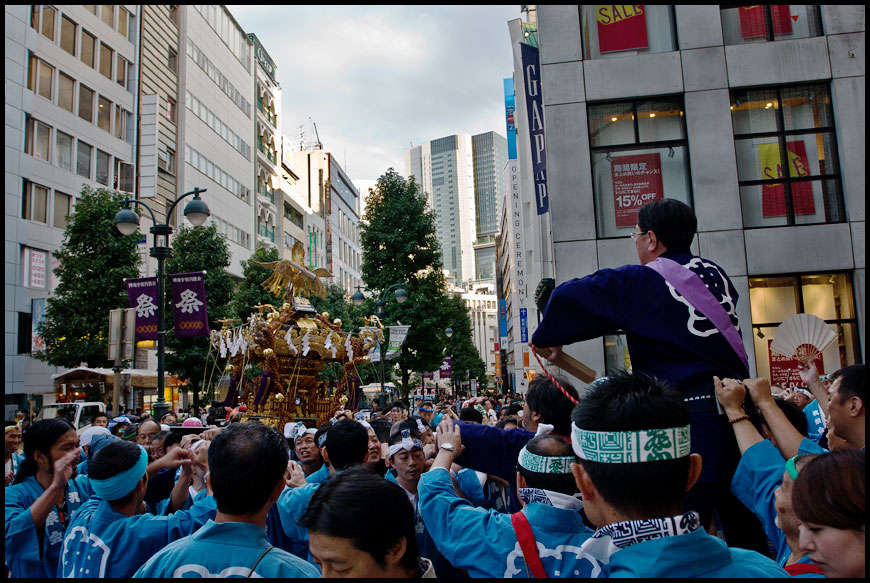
[36,402,106,434]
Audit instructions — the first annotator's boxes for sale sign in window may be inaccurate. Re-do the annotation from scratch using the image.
[758,141,815,217]
[739,5,793,39]
[597,5,648,53]
[612,153,663,227]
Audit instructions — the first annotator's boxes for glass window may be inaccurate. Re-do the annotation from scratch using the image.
[588,97,691,237]
[732,84,844,228]
[76,140,92,178]
[25,117,52,162]
[168,46,177,73]
[27,54,38,93]
[38,60,54,100]
[30,5,41,30]
[78,84,94,122]
[118,7,130,39]
[115,106,126,140]
[61,15,77,55]
[96,150,110,185]
[101,5,114,29]
[97,95,111,132]
[41,5,56,40]
[116,161,133,192]
[81,30,96,67]
[99,43,113,79]
[54,191,71,229]
[116,56,128,88]
[23,182,49,223]
[721,6,823,45]
[58,71,75,112]
[581,5,675,60]
[166,98,176,123]
[749,274,860,384]
[56,131,73,171]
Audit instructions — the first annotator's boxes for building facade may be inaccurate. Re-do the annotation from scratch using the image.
[250,32,280,255]
[6,5,139,410]
[521,5,864,386]
[471,131,508,282]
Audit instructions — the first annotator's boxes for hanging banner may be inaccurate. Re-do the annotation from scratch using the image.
[520,308,529,343]
[520,43,549,215]
[385,325,411,360]
[498,299,508,340]
[758,141,815,217]
[768,340,824,388]
[612,153,664,227]
[504,78,518,161]
[31,298,46,354]
[170,272,210,338]
[739,5,793,39]
[440,357,453,379]
[126,276,159,340]
[597,5,648,54]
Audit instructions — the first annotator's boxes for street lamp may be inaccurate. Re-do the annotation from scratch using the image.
[353,283,408,409]
[114,187,210,421]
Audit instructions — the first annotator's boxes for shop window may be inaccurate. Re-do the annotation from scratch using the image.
[720,6,823,45]
[749,273,860,385]
[581,5,676,60]
[588,97,691,238]
[732,84,844,228]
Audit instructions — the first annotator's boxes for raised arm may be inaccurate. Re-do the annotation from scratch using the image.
[714,377,763,454]
[745,377,805,459]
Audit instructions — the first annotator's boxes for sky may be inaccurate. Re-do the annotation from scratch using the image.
[226,5,520,204]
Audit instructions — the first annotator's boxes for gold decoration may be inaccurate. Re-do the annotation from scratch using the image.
[264,348,274,357]
[253,243,332,299]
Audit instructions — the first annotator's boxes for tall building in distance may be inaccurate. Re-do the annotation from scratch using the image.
[472,131,508,283]
[406,132,506,286]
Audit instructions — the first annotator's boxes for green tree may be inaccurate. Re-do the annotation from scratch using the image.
[444,294,487,395]
[163,224,234,406]
[35,186,141,370]
[232,243,282,324]
[360,169,450,400]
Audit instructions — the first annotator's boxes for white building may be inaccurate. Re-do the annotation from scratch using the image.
[6,5,139,410]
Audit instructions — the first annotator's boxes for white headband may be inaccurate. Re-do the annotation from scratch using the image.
[388,429,423,457]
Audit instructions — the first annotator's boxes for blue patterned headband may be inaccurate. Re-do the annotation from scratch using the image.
[89,445,149,500]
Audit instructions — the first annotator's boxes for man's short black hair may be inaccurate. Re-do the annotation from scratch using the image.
[325,419,368,471]
[833,364,865,404]
[755,399,808,437]
[94,412,109,420]
[163,430,184,450]
[369,419,392,445]
[637,198,697,252]
[388,423,422,449]
[90,440,144,504]
[517,435,578,495]
[298,467,418,571]
[526,376,580,436]
[208,423,289,515]
[459,407,483,423]
[572,370,692,518]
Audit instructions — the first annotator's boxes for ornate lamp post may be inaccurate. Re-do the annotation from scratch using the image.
[114,188,210,421]
[352,283,408,409]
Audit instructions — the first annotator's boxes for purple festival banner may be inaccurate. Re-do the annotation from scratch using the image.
[126,277,159,340]
[440,357,453,379]
[170,272,210,338]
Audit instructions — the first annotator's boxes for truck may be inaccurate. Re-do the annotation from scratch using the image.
[36,402,107,434]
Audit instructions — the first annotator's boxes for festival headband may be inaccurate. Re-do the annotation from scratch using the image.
[517,445,574,474]
[316,432,328,448]
[784,455,800,481]
[5,423,21,434]
[388,429,423,457]
[794,388,813,399]
[415,418,431,434]
[89,445,148,501]
[357,420,372,430]
[571,422,691,464]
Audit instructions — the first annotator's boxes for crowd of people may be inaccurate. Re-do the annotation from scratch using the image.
[4,199,864,578]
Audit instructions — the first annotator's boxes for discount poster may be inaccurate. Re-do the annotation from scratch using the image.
[758,141,815,217]
[768,340,824,388]
[612,153,663,227]
[596,5,648,53]
[739,5,794,39]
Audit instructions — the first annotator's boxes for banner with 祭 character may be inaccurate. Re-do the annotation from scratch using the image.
[126,276,159,340]
[170,272,210,338]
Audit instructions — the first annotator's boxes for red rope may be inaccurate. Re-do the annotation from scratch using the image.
[530,346,579,405]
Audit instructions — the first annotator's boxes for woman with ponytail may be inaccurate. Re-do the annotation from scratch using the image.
[5,418,93,578]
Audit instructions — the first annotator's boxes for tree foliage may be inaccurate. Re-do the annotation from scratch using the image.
[163,223,234,399]
[444,294,488,391]
[360,169,451,397]
[35,186,141,369]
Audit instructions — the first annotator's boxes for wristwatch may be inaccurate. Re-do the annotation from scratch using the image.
[439,442,456,454]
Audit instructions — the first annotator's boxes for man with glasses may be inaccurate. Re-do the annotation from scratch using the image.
[531,198,769,555]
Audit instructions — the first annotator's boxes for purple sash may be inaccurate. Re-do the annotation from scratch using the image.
[646,257,749,371]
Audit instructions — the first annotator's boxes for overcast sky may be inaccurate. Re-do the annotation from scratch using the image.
[226,5,520,201]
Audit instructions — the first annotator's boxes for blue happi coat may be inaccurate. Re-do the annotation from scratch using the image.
[802,400,826,442]
[603,528,788,577]
[418,467,601,578]
[5,474,93,578]
[58,494,217,578]
[730,440,823,576]
[531,250,749,483]
[134,520,320,578]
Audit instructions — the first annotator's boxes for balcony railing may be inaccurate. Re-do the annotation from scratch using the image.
[257,185,274,204]
[257,99,277,128]
[258,224,275,242]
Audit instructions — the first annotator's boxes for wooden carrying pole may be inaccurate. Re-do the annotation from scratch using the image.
[533,346,597,384]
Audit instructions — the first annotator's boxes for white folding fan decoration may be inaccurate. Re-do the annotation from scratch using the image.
[770,314,837,364]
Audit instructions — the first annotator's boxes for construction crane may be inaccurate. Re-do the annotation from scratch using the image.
[310,117,323,150]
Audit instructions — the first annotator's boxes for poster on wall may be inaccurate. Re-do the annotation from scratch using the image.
[739,5,794,39]
[768,340,825,388]
[758,141,815,217]
[612,153,664,227]
[597,5,648,53]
